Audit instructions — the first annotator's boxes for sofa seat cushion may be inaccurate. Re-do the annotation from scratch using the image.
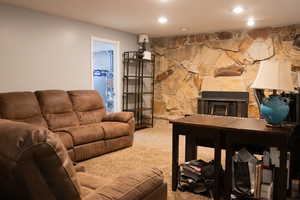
[45,113,79,131]
[101,122,130,139]
[83,168,164,200]
[63,124,105,146]
[78,172,112,198]
[55,131,74,150]
[78,172,111,190]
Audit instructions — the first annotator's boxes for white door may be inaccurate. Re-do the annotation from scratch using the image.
[91,38,120,113]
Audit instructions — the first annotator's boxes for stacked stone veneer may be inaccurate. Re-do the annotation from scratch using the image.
[151,25,300,126]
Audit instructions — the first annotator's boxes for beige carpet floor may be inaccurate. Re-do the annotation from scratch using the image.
[81,126,300,200]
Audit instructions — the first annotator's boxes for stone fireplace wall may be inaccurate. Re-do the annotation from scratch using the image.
[151,25,300,126]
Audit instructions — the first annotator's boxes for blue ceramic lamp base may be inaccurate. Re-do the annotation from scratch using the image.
[260,95,290,126]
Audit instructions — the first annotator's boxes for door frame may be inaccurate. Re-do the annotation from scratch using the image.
[91,36,121,112]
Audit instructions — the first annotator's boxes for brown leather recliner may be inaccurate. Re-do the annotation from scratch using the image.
[0,119,167,200]
[0,90,134,161]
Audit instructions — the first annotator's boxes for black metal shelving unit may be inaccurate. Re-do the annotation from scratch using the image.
[122,51,155,129]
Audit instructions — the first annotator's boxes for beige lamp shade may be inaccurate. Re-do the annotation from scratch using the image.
[138,34,149,43]
[251,58,294,91]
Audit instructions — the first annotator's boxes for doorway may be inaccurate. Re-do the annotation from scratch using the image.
[91,37,120,113]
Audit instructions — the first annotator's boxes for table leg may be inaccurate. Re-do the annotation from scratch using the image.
[225,147,233,200]
[278,148,287,200]
[172,127,179,191]
[213,137,221,200]
[185,134,197,162]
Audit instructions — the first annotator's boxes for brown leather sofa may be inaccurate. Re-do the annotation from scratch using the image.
[0,119,167,200]
[0,90,134,161]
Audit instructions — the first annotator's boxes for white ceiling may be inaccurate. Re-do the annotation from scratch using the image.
[1,0,300,37]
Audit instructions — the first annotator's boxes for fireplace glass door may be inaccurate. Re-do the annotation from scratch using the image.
[207,101,238,117]
[209,102,229,116]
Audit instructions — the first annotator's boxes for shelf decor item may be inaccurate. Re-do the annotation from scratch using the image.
[251,58,295,125]
[138,34,152,60]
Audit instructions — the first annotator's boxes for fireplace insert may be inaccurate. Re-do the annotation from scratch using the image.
[198,91,249,117]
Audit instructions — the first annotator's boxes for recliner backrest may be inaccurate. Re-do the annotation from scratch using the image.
[0,92,48,127]
[0,89,106,129]
[35,90,79,131]
[68,90,106,125]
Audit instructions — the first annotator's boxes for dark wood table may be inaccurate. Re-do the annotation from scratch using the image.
[170,114,293,200]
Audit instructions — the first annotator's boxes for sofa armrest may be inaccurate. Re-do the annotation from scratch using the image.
[103,112,135,138]
[102,112,134,123]
[83,168,166,200]
[0,119,46,160]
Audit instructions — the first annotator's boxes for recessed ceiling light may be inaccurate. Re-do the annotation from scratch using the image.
[247,18,255,27]
[232,6,244,14]
[158,17,168,24]
[180,27,189,32]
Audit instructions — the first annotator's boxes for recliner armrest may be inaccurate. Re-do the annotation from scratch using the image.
[102,112,134,123]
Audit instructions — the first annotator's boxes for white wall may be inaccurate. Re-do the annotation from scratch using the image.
[0,4,137,92]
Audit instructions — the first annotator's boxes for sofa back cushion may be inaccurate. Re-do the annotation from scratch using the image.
[0,119,81,200]
[0,92,47,127]
[35,90,79,131]
[68,90,106,125]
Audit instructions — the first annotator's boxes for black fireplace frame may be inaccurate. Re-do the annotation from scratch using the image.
[198,91,249,117]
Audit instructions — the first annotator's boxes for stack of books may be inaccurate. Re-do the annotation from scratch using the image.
[254,164,273,199]
[253,150,290,200]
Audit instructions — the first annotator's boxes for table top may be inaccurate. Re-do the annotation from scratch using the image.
[170,114,293,135]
